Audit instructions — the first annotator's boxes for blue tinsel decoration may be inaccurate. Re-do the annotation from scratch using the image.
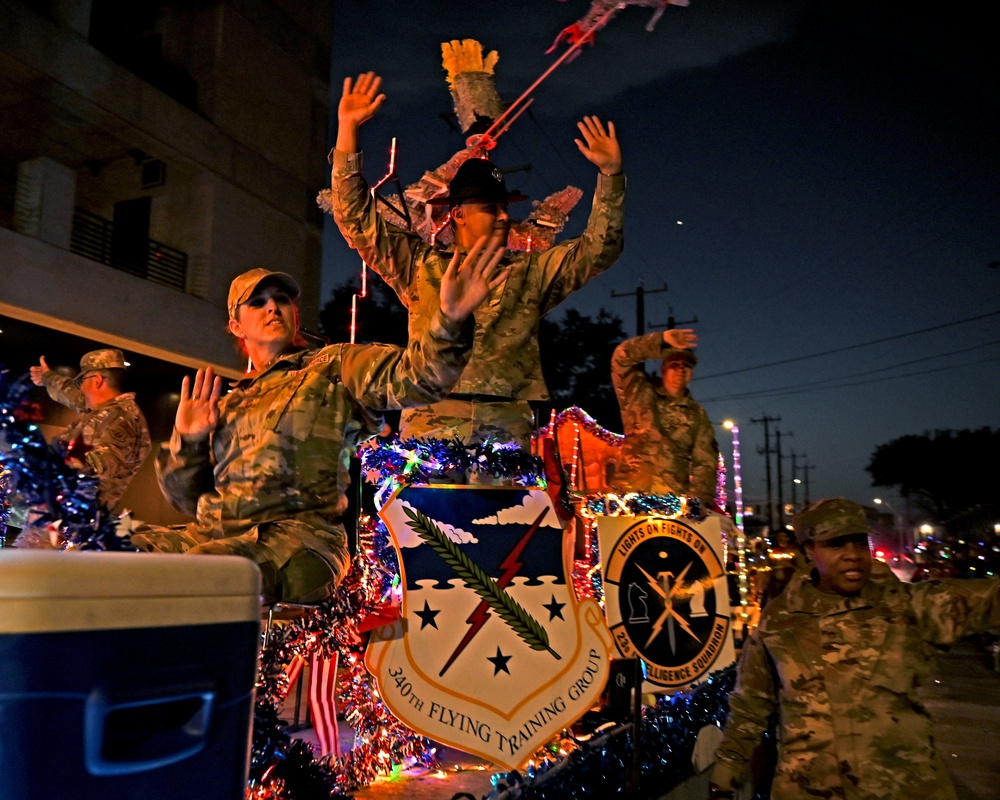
[582,492,702,519]
[0,366,131,550]
[485,666,736,800]
[361,436,546,488]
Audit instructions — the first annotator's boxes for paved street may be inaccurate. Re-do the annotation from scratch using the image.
[287,636,1000,799]
[918,638,1000,800]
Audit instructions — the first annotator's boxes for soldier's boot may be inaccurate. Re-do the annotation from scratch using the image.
[278,550,335,605]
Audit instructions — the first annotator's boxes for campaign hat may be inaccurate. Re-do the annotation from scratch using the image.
[426,158,528,206]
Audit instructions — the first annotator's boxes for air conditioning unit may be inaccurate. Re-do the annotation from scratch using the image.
[140,158,167,189]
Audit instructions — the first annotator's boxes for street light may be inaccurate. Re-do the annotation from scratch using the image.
[722,420,751,631]
[874,498,905,558]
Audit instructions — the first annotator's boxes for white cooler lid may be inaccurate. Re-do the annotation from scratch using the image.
[0,551,263,633]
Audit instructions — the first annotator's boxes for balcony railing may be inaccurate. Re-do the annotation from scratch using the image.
[70,207,187,291]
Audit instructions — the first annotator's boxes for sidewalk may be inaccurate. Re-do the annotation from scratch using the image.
[288,638,1000,799]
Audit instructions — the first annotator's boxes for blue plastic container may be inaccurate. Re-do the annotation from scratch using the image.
[0,551,261,800]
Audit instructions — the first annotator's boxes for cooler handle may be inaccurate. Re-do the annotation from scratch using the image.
[85,690,215,775]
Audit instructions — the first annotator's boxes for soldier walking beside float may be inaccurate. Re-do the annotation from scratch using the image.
[710,498,1000,800]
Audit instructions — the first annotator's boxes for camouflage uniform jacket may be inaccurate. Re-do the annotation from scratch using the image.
[41,372,151,510]
[329,148,625,443]
[712,561,1000,799]
[610,332,718,500]
[155,309,473,578]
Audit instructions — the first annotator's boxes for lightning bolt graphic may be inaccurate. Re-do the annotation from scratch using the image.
[438,506,549,676]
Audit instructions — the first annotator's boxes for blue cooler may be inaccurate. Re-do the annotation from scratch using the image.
[0,551,262,800]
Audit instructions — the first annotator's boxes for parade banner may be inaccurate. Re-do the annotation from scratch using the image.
[366,486,612,770]
[597,514,735,692]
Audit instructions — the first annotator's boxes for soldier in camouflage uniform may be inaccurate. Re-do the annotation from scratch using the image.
[328,71,625,448]
[27,349,150,512]
[611,330,718,502]
[132,244,505,604]
[710,498,1000,800]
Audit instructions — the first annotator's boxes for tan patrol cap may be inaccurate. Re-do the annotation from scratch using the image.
[662,346,697,367]
[791,498,870,543]
[76,348,127,380]
[227,268,301,319]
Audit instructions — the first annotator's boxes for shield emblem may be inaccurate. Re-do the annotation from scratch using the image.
[366,485,612,770]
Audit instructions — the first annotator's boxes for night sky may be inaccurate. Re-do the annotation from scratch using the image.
[323,0,999,514]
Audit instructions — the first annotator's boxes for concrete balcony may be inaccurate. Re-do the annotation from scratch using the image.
[0,225,241,377]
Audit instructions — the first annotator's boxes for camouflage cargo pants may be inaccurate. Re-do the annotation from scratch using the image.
[132,517,350,605]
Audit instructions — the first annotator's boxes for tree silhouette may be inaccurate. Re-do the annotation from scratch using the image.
[319,273,408,346]
[867,427,1000,534]
[539,308,627,433]
[320,276,628,434]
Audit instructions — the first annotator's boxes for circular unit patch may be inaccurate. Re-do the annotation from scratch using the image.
[603,517,730,690]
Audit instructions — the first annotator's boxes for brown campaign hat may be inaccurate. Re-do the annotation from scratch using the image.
[76,348,127,380]
[227,268,301,319]
[791,498,870,542]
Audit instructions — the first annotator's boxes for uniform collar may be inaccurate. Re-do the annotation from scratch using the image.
[91,392,135,410]
[437,241,514,267]
[655,386,691,402]
[233,346,309,387]
[782,560,896,615]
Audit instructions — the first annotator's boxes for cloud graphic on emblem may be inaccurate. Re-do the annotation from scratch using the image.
[396,501,478,547]
[472,492,562,528]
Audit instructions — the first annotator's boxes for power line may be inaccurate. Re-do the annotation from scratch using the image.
[701,353,1000,403]
[700,338,1000,401]
[698,309,1000,381]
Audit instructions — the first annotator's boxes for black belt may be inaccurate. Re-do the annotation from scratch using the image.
[446,393,516,403]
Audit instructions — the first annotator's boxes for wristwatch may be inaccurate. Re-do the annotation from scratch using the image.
[708,784,735,799]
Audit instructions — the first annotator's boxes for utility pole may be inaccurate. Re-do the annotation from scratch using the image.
[611,283,669,336]
[751,415,781,533]
[775,429,792,530]
[802,461,816,505]
[649,307,699,331]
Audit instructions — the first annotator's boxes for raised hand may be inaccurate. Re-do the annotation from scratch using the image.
[574,115,622,176]
[663,328,698,349]
[174,367,223,440]
[439,235,510,323]
[336,72,386,153]
[29,356,50,386]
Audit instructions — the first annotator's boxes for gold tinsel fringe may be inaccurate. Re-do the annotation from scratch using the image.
[441,39,499,86]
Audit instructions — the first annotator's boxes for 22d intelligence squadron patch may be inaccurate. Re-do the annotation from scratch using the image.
[598,515,735,691]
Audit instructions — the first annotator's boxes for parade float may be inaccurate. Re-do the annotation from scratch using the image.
[2,371,751,800]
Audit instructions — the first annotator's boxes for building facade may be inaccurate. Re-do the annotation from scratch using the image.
[1,0,332,523]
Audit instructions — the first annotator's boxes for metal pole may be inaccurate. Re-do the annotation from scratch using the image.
[752,415,781,533]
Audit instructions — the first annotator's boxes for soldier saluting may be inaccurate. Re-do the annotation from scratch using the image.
[28,348,151,513]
